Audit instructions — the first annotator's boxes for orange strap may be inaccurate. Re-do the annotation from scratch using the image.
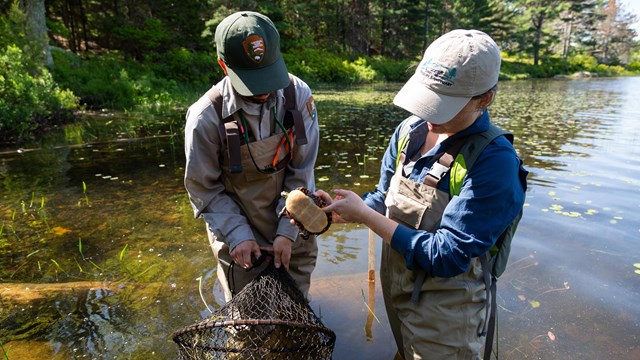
[273,129,294,167]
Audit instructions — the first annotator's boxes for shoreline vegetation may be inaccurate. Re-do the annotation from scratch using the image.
[2,46,638,147]
[1,0,639,145]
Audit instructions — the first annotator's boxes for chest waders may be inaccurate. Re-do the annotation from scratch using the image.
[204,77,317,300]
[383,122,522,359]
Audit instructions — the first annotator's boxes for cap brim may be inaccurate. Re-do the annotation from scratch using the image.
[393,75,471,125]
[226,56,289,96]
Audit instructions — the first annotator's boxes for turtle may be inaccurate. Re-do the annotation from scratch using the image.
[279,187,332,239]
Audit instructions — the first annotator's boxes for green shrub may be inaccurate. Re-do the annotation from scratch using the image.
[594,63,625,77]
[568,55,598,72]
[0,45,78,143]
[50,47,209,114]
[344,57,376,82]
[144,48,219,87]
[367,55,415,82]
[0,2,43,74]
[51,48,194,110]
[499,56,531,79]
[628,61,640,72]
[283,49,353,83]
[50,49,137,109]
[284,49,413,84]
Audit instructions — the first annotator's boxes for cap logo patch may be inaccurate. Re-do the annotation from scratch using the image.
[243,34,265,63]
[419,58,457,86]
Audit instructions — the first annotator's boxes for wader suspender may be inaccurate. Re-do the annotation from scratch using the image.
[402,124,512,360]
[409,136,467,304]
[207,74,307,173]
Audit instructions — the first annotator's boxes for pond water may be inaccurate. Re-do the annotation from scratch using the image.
[1,77,639,359]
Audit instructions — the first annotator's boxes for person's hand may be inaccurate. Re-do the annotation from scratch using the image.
[313,189,333,205]
[230,240,261,269]
[271,236,292,269]
[322,189,370,224]
[313,189,346,223]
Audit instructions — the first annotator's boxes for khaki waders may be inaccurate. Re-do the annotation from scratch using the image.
[382,173,487,360]
[209,127,317,301]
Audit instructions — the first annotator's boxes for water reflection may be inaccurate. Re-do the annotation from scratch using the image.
[1,77,639,359]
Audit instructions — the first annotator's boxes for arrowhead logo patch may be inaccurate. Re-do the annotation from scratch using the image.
[243,34,265,63]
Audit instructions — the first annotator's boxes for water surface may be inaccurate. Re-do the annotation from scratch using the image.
[1,77,639,359]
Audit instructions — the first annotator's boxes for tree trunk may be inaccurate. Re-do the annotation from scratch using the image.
[562,21,572,60]
[531,12,545,66]
[20,0,53,67]
[381,0,388,55]
[79,0,89,51]
[423,0,430,51]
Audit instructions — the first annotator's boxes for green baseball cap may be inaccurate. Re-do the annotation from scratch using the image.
[215,11,289,96]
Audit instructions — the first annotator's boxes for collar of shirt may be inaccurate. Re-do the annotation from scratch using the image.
[406,110,492,160]
[404,111,492,182]
[218,77,280,119]
[218,77,285,140]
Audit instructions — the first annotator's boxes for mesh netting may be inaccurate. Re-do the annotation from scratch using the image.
[173,261,336,359]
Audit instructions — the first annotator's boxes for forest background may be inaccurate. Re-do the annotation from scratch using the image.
[1,0,639,144]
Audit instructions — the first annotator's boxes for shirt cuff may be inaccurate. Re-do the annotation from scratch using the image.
[276,217,300,242]
[221,223,255,252]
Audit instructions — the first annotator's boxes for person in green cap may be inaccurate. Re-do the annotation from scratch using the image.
[183,11,320,301]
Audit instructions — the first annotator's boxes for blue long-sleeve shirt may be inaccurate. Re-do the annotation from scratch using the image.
[363,111,528,277]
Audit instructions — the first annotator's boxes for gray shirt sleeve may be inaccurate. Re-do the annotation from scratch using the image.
[183,87,255,250]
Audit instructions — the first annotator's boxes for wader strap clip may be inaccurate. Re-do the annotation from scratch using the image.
[411,270,428,304]
[423,137,466,188]
[206,86,243,173]
[425,162,450,182]
[224,121,243,173]
[283,74,307,145]
[285,108,307,145]
[480,253,498,360]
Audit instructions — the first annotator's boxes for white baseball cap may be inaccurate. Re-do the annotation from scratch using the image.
[393,29,501,124]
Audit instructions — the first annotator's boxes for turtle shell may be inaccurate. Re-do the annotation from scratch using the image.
[279,187,332,239]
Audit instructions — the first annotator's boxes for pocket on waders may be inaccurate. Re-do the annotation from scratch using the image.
[385,175,440,230]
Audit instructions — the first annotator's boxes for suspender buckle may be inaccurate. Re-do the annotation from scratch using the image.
[426,162,450,181]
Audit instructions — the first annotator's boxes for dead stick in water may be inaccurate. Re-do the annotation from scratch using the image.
[368,229,375,282]
[365,229,377,340]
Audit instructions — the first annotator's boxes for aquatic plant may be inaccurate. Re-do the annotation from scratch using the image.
[82,181,90,206]
[1,339,9,359]
[78,238,84,259]
[197,276,213,314]
[119,244,128,262]
[360,289,381,324]
[502,330,557,359]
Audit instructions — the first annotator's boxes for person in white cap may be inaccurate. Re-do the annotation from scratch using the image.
[184,11,320,301]
[319,29,528,359]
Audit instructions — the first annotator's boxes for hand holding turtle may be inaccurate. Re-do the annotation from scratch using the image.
[279,187,332,238]
[313,189,346,224]
[321,189,372,224]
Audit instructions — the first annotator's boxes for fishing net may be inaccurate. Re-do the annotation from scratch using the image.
[173,261,336,359]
